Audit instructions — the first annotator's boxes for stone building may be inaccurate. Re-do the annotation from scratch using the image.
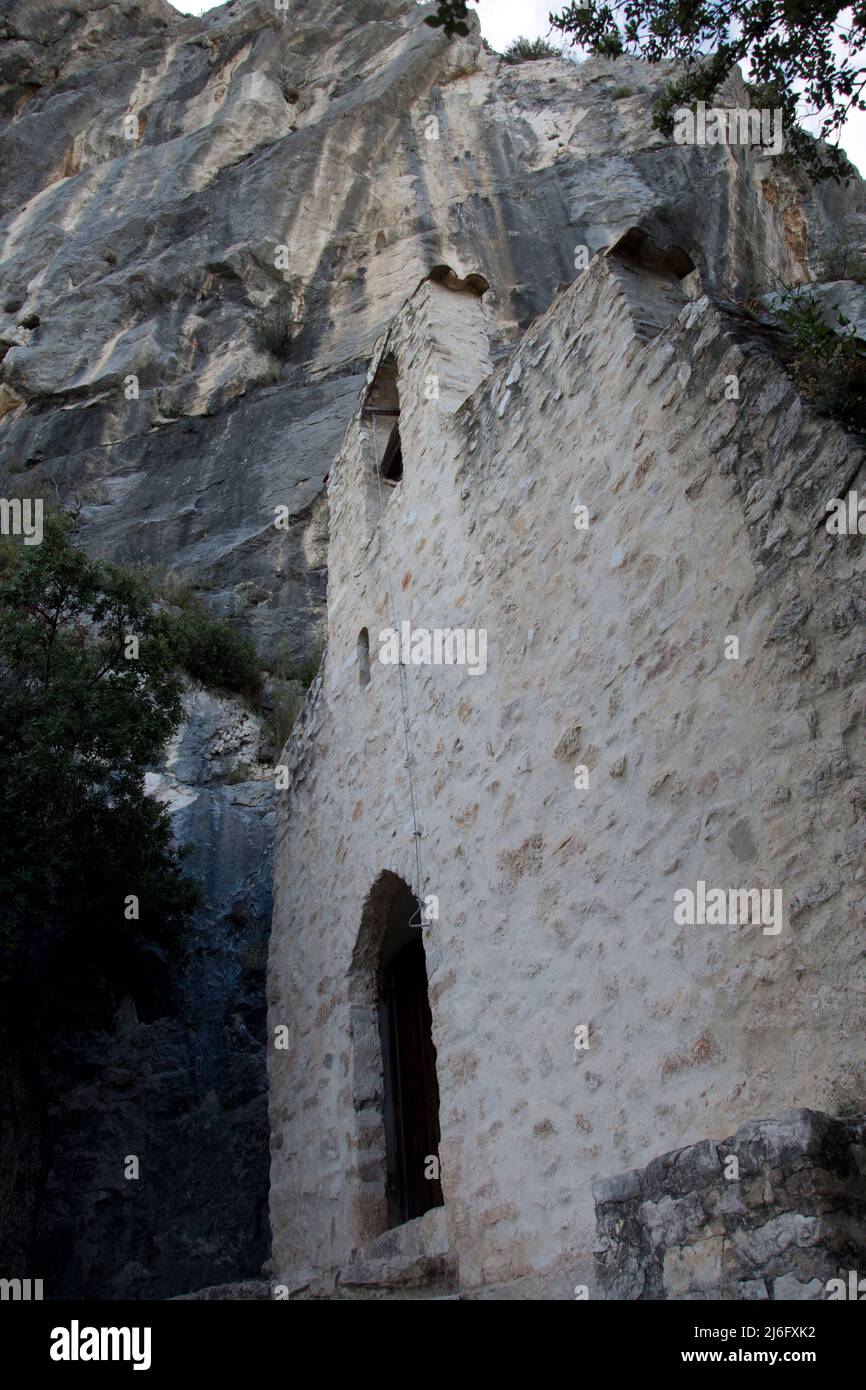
[267,231,866,1299]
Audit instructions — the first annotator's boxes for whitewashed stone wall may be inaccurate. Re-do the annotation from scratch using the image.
[268,243,866,1296]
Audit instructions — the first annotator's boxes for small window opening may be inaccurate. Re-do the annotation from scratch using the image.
[358,627,370,687]
[363,353,402,498]
[380,424,403,484]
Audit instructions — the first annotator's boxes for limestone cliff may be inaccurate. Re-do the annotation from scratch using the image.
[3,0,864,655]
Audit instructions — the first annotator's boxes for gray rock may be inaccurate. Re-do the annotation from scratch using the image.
[594,1109,866,1301]
[31,685,274,1299]
[771,1274,826,1300]
[762,280,866,343]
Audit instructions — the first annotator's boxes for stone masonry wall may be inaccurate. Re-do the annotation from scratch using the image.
[268,242,866,1295]
[594,1108,866,1300]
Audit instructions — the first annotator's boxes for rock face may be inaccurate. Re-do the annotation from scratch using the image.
[32,687,273,1300]
[763,279,866,343]
[2,0,865,652]
[594,1109,866,1300]
[3,0,866,1301]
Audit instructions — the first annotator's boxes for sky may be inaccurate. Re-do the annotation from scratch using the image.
[168,0,555,43]
[168,0,866,174]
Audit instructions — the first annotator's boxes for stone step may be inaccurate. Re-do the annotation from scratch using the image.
[360,1206,450,1263]
[332,1286,459,1301]
[335,1251,459,1299]
[173,1280,272,1301]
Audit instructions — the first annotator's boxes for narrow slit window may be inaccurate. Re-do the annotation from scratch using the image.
[363,353,402,501]
[358,627,371,687]
[380,424,403,485]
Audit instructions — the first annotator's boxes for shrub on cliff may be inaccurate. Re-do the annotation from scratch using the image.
[164,600,261,703]
[503,37,560,64]
[817,241,866,287]
[771,283,866,435]
[0,513,200,1029]
[251,301,294,361]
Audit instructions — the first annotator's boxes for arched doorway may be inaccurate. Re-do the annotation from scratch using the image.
[350,871,443,1233]
[377,879,443,1227]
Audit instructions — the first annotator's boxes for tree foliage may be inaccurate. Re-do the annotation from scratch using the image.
[424,0,474,38]
[549,0,862,180]
[0,513,200,1029]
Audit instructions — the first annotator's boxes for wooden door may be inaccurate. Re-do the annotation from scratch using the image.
[380,933,443,1226]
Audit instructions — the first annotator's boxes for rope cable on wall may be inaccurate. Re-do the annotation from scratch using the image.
[369,412,426,926]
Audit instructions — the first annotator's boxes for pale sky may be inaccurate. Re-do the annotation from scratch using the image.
[168,0,555,45]
[167,0,866,174]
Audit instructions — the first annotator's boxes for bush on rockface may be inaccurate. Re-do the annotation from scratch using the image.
[251,301,294,361]
[264,686,303,754]
[770,283,866,436]
[164,601,262,703]
[503,37,560,64]
[817,242,866,287]
[150,569,262,701]
[260,641,324,755]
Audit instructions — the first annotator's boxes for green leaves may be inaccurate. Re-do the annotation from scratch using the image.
[425,2,473,38]
[164,602,261,703]
[503,37,561,63]
[0,512,200,1029]
[769,281,866,435]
